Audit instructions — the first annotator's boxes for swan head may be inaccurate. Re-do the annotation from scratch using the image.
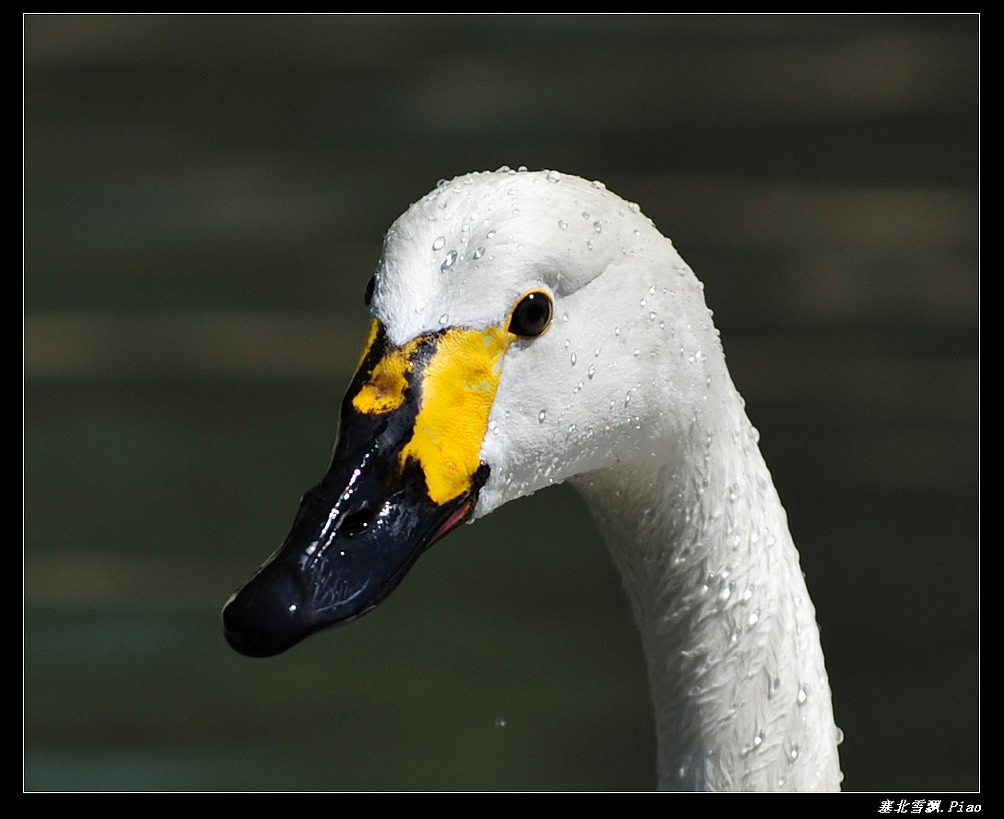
[223,168,724,657]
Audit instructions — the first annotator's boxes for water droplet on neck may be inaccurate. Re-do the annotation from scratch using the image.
[440,250,457,271]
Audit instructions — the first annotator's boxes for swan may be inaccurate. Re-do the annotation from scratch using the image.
[222,168,843,791]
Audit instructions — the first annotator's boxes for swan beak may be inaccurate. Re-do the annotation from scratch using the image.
[222,320,507,658]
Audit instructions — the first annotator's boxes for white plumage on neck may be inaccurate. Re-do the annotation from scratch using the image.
[373,168,842,791]
[574,385,842,790]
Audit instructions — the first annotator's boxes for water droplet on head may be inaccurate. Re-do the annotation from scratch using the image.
[472,246,485,260]
[440,250,457,271]
[432,236,445,251]
[538,409,547,423]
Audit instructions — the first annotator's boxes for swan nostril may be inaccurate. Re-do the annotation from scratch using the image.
[339,505,377,536]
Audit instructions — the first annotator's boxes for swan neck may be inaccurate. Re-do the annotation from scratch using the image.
[573,400,842,791]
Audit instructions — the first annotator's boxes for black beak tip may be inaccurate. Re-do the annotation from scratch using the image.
[221,570,311,658]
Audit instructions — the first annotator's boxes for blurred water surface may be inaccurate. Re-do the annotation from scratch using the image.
[24,14,978,791]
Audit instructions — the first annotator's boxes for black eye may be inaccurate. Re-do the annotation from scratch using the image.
[364,276,376,306]
[508,291,553,338]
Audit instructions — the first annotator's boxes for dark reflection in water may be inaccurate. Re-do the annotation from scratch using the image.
[24,14,978,791]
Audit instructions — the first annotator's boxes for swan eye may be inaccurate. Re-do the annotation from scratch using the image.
[364,276,376,306]
[508,291,553,338]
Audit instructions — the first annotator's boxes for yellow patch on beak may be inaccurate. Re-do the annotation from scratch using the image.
[351,322,422,415]
[347,321,512,506]
[400,326,510,504]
